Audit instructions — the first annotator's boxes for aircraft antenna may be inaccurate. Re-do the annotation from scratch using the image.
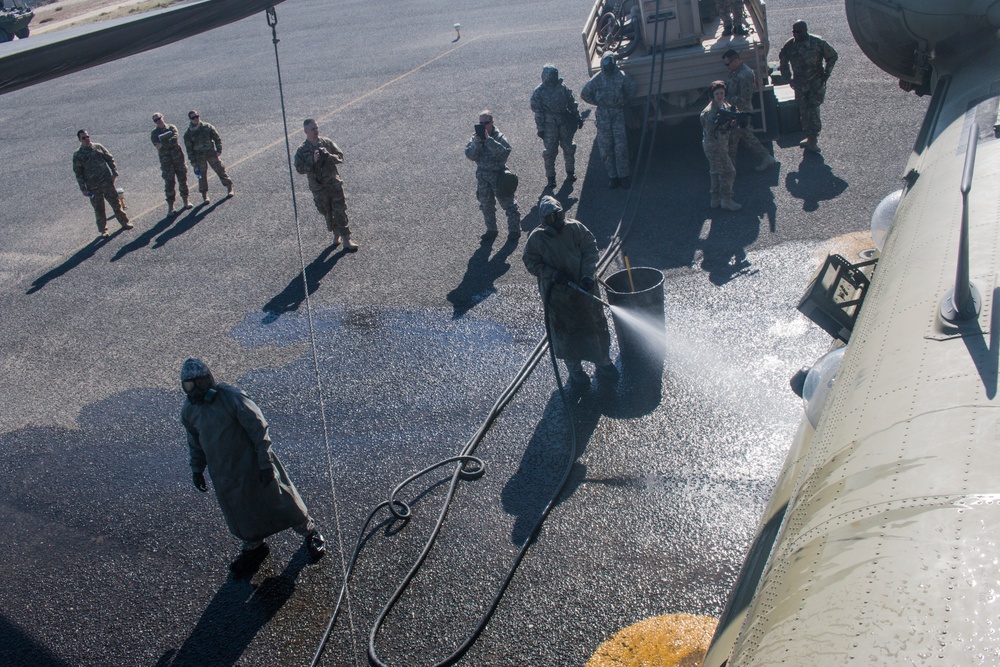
[941,122,982,321]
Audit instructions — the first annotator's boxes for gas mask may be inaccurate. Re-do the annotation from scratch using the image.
[543,211,566,236]
[601,54,617,75]
[183,376,217,404]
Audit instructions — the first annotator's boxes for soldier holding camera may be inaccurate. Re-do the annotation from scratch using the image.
[722,50,777,172]
[700,80,742,211]
[465,110,521,237]
[294,118,358,251]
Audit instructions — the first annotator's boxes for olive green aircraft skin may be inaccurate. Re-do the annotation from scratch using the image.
[703,2,1000,664]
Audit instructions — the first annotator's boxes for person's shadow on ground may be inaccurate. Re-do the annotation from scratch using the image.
[153,546,310,667]
[262,242,346,323]
[447,233,520,319]
[785,152,848,212]
[149,200,228,250]
[25,233,115,294]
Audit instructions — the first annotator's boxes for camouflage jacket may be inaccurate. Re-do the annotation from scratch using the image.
[530,67,581,132]
[294,137,344,190]
[465,128,512,174]
[701,101,735,143]
[72,143,117,191]
[184,121,223,158]
[151,124,184,158]
[779,34,838,89]
[726,63,758,111]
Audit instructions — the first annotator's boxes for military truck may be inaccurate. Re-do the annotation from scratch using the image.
[582,0,782,134]
[0,0,33,42]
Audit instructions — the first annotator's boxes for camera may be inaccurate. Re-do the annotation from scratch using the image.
[474,123,486,139]
[715,108,753,129]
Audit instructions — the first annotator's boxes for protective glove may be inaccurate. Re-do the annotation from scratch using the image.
[259,467,275,486]
[537,131,545,139]
[580,276,595,292]
[193,472,207,492]
[552,271,569,285]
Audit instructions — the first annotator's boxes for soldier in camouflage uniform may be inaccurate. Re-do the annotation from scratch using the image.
[779,20,838,153]
[72,129,133,236]
[716,0,747,36]
[294,118,358,251]
[700,81,742,211]
[464,110,521,237]
[151,113,192,216]
[722,50,777,171]
[530,64,583,189]
[183,110,234,204]
[580,52,637,189]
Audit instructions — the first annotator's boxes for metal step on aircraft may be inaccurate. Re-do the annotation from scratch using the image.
[702,0,1000,664]
[0,0,284,96]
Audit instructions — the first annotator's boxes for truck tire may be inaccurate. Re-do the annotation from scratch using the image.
[15,26,29,39]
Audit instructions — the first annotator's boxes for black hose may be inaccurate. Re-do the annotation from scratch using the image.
[309,1,670,664]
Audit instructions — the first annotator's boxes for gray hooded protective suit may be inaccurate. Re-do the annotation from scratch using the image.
[530,65,582,181]
[522,212,611,363]
[182,383,311,544]
[580,53,637,179]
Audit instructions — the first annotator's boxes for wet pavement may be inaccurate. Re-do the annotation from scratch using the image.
[0,0,927,665]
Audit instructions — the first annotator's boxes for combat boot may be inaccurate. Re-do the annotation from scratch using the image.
[546,175,557,189]
[182,196,193,210]
[722,24,733,36]
[226,184,235,198]
[721,197,743,211]
[804,137,821,153]
[202,192,210,205]
[342,230,359,252]
[710,196,721,208]
[755,155,777,171]
[167,202,176,216]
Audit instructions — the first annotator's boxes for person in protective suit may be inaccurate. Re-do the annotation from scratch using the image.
[180,358,326,578]
[465,110,521,237]
[522,196,618,389]
[530,64,583,189]
[580,52,636,189]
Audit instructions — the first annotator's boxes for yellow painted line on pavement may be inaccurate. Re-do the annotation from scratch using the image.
[229,35,483,170]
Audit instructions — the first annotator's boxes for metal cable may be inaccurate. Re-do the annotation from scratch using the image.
[265,8,359,665]
[311,2,671,663]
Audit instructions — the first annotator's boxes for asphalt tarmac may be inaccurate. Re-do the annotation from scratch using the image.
[0,1,928,665]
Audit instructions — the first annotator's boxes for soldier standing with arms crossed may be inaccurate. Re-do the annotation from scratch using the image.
[151,112,192,216]
[294,118,358,251]
[779,20,838,154]
[722,50,777,171]
[183,110,234,204]
[73,129,132,237]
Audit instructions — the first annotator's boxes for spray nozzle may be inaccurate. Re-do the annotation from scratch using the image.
[567,280,610,308]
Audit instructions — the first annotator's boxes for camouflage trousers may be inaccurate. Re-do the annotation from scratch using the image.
[159,150,189,204]
[87,182,129,233]
[715,0,744,27]
[476,169,520,232]
[795,81,826,138]
[541,121,577,181]
[703,134,736,199]
[595,110,630,179]
[728,126,770,162]
[191,150,232,194]
[310,182,350,235]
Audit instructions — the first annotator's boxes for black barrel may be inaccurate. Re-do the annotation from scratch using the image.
[603,267,665,377]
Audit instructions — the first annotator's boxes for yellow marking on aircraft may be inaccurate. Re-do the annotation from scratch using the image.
[585,613,717,667]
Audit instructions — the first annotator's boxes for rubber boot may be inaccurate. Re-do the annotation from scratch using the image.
[305,531,326,562]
